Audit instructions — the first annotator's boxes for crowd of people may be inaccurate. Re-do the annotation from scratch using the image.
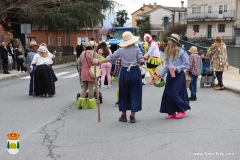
[75,31,228,123]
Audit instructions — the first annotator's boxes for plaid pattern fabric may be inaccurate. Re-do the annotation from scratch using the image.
[187,54,202,76]
[112,58,121,77]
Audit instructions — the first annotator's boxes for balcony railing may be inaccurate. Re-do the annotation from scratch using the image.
[187,10,235,20]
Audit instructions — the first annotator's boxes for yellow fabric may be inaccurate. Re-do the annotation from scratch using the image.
[143,41,148,54]
[76,97,88,109]
[146,68,157,78]
[116,89,119,101]
[88,98,96,109]
[147,57,162,66]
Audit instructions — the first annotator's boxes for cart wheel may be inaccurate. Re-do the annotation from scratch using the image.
[76,93,80,100]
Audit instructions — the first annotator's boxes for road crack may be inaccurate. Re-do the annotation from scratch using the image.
[39,103,75,159]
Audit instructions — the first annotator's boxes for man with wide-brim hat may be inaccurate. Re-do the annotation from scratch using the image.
[26,40,39,96]
[92,31,144,123]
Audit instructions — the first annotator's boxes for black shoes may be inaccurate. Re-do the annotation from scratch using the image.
[130,116,136,123]
[3,71,10,74]
[189,95,197,101]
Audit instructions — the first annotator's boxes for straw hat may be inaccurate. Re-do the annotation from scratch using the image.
[29,41,38,46]
[188,46,198,53]
[87,41,98,47]
[166,33,181,46]
[119,31,139,47]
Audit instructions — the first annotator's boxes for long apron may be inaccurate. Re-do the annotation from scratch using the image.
[160,70,190,114]
[119,66,142,112]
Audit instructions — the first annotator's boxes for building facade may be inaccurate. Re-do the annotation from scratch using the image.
[187,0,235,44]
[137,5,187,41]
[131,3,159,27]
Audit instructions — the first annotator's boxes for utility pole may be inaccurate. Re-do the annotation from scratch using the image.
[172,8,175,33]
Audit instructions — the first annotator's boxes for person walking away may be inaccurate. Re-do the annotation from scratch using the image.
[76,41,98,109]
[206,36,228,90]
[15,44,24,73]
[158,33,190,119]
[93,31,144,123]
[97,41,112,89]
[76,43,84,59]
[143,34,162,84]
[30,46,55,97]
[0,42,10,74]
[26,41,38,96]
[185,46,202,101]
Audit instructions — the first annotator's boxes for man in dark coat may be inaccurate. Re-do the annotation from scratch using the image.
[0,42,10,74]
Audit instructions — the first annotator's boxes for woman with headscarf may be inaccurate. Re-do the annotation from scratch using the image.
[30,46,55,97]
[206,36,228,90]
[93,31,144,123]
[158,33,190,119]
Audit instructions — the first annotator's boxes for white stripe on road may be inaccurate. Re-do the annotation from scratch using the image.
[55,72,69,76]
[62,73,79,78]
[20,76,30,79]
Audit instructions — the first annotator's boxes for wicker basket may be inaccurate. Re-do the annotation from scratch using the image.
[186,75,191,88]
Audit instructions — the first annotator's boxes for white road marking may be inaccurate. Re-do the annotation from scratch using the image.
[62,73,79,78]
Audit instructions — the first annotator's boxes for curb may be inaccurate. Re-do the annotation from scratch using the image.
[0,62,76,81]
[225,86,240,94]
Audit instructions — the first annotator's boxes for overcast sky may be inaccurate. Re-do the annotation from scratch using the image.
[103,0,188,27]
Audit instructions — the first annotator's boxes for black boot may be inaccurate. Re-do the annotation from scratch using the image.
[189,95,197,101]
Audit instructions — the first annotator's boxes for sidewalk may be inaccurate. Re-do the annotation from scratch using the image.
[0,62,76,81]
[0,62,240,94]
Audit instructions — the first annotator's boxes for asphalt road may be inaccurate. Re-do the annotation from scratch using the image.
[0,66,239,160]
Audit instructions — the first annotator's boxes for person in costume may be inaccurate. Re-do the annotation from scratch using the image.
[143,40,148,54]
[30,46,55,97]
[143,34,162,85]
[158,33,190,119]
[76,41,98,109]
[97,41,112,89]
[93,31,144,123]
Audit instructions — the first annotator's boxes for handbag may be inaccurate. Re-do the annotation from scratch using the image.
[186,74,191,88]
[84,51,101,78]
[18,54,24,59]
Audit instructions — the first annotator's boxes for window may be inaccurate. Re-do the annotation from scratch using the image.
[218,24,225,32]
[193,25,199,32]
[208,6,212,13]
[224,4,227,12]
[27,37,36,44]
[192,6,201,14]
[57,37,61,46]
[181,13,187,20]
[47,36,52,45]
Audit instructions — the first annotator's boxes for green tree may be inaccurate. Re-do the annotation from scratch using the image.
[136,16,150,38]
[0,0,118,46]
[116,10,129,27]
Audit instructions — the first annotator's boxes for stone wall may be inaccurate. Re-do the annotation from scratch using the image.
[52,55,76,65]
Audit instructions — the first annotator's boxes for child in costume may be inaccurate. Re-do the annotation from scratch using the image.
[93,31,144,123]
[143,34,162,85]
[185,46,202,101]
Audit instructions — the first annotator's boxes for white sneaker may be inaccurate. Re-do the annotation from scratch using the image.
[18,71,21,73]
[21,71,25,73]
[142,78,146,85]
[108,85,111,88]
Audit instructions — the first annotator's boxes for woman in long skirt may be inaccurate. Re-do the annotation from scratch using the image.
[31,46,55,97]
[93,31,144,123]
[158,33,190,119]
